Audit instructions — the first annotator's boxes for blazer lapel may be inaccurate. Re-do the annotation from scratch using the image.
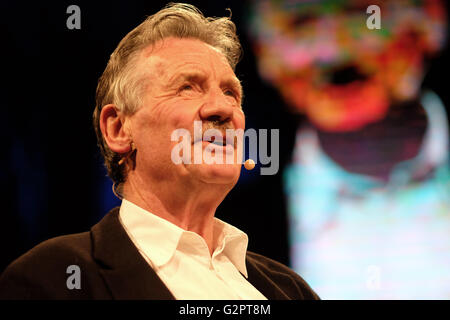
[90,207,175,300]
[245,257,291,300]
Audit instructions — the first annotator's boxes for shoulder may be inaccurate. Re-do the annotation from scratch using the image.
[246,251,320,300]
[0,232,98,299]
[3,231,92,271]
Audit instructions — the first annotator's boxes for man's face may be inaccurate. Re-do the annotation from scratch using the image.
[127,38,245,188]
[249,0,446,131]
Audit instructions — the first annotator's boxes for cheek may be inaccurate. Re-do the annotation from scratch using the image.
[131,109,168,160]
[136,102,199,156]
[233,111,245,130]
[162,99,200,128]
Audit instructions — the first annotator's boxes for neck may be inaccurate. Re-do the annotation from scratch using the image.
[316,99,428,182]
[122,172,230,254]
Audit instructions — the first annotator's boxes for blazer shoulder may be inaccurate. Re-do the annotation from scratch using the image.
[0,232,96,299]
[5,231,92,270]
[246,251,320,300]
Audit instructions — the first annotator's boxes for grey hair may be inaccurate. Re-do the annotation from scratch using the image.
[92,2,242,187]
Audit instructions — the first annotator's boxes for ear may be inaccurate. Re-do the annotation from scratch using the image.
[99,104,132,154]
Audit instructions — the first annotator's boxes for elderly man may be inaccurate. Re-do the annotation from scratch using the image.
[0,3,318,300]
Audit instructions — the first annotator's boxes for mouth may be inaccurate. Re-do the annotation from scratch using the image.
[203,136,227,147]
[326,64,369,85]
[191,133,237,159]
[193,132,236,148]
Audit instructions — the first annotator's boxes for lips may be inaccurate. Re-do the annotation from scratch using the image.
[203,136,236,149]
[193,131,236,148]
[191,133,236,158]
[203,135,226,146]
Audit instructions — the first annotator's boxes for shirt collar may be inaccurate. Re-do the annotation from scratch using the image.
[119,199,249,277]
[211,216,249,277]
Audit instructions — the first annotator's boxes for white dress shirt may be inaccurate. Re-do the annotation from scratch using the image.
[119,199,267,300]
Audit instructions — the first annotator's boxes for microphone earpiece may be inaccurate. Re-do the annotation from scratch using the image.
[244,159,255,170]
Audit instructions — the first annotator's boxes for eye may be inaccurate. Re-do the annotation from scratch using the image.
[177,83,198,96]
[224,89,237,98]
[180,84,193,91]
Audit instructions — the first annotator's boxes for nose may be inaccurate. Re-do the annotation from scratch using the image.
[199,88,234,124]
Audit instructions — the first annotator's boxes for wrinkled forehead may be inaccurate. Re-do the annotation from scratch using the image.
[135,37,241,90]
[140,37,231,69]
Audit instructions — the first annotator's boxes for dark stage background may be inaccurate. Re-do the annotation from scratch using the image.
[2,0,449,274]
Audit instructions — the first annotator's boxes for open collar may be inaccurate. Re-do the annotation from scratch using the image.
[119,199,249,277]
[90,207,290,300]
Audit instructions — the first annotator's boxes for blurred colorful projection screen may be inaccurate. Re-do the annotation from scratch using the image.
[247,0,450,299]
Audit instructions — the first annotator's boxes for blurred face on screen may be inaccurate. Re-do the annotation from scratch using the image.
[248,0,446,132]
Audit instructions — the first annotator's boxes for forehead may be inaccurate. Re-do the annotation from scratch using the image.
[139,37,236,79]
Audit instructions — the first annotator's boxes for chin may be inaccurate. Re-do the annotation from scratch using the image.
[190,163,241,185]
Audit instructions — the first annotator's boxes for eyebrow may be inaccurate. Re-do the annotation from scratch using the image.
[166,71,205,89]
[166,71,243,98]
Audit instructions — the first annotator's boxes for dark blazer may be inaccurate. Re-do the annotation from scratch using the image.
[0,207,319,300]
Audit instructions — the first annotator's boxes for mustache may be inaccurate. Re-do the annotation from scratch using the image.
[202,119,234,132]
[190,120,239,146]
